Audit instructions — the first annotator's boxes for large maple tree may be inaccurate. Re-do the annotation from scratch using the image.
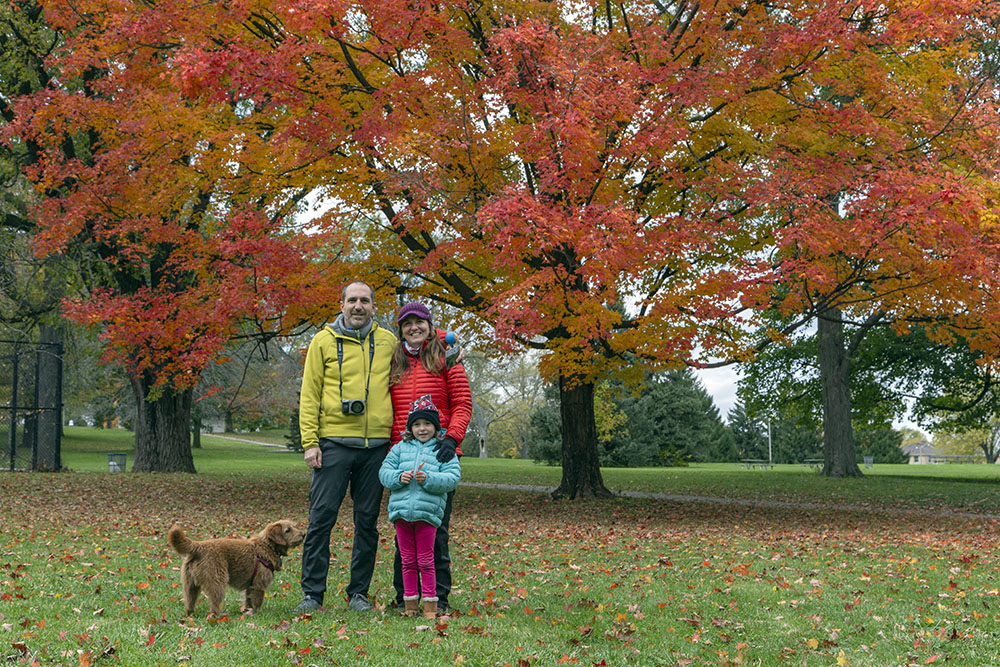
[9,1,1000,485]
[4,1,351,471]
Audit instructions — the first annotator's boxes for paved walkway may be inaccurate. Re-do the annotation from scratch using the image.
[206,434,286,448]
[461,482,1000,521]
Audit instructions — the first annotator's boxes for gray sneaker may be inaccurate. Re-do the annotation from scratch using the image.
[348,593,373,612]
[293,597,321,615]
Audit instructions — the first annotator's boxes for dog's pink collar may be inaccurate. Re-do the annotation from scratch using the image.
[252,557,276,579]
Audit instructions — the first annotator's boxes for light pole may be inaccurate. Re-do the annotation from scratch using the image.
[768,421,772,465]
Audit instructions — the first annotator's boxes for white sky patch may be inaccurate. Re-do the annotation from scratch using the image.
[693,365,741,422]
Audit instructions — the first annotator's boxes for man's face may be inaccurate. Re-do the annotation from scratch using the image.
[341,283,374,329]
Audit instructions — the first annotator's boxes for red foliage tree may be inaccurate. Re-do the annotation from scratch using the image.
[9,1,1000,486]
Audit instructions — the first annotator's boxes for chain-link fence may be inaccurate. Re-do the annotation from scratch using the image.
[1,339,63,471]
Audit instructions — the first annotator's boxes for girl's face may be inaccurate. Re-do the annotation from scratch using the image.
[411,418,436,442]
[400,315,431,348]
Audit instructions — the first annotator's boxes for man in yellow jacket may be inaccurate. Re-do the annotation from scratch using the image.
[294,281,397,614]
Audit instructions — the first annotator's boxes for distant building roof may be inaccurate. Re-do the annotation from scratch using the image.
[901,442,942,457]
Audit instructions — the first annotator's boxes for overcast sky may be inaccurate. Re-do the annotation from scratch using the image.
[694,365,741,422]
[696,365,924,433]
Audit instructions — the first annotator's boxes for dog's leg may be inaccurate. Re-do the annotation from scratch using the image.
[245,586,265,615]
[240,590,253,616]
[205,581,226,618]
[181,564,200,616]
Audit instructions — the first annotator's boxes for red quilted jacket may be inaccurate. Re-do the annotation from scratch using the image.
[389,339,472,453]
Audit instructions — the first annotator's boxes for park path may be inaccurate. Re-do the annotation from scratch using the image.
[461,482,1000,522]
[206,435,998,522]
[207,433,287,448]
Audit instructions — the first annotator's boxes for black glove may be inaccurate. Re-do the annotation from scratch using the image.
[434,436,458,463]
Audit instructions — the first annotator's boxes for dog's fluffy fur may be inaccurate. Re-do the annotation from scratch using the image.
[167,520,303,617]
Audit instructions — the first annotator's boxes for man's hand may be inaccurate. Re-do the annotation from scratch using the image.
[400,470,413,484]
[433,436,457,463]
[304,447,322,469]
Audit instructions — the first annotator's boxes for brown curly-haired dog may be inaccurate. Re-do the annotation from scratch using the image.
[167,520,303,617]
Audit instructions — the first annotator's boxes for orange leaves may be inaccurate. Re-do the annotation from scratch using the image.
[7,0,1000,396]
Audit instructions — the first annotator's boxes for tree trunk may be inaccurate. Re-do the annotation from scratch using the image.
[478,436,487,458]
[130,373,196,473]
[35,324,63,471]
[817,308,862,477]
[552,375,611,499]
[191,405,202,449]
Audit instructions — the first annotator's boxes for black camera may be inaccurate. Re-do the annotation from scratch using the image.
[342,400,366,415]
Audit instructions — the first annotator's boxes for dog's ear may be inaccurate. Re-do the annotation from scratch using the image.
[266,521,294,546]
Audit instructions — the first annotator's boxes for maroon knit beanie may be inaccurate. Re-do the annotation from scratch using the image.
[397,301,432,325]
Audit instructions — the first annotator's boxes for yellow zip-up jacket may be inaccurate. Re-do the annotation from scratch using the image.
[298,319,397,450]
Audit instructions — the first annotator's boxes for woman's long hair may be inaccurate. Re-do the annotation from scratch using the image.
[389,333,447,385]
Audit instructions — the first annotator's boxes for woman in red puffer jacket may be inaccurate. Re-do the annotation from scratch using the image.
[388,301,472,615]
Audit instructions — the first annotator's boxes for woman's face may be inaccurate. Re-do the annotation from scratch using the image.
[400,315,431,347]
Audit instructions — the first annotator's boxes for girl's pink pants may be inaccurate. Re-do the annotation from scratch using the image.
[394,519,437,598]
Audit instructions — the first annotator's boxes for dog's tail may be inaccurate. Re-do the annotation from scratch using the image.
[167,525,198,556]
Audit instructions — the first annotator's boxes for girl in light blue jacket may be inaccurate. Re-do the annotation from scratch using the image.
[378,394,461,618]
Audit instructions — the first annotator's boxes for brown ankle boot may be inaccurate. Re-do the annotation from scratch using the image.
[422,598,438,619]
[403,598,420,617]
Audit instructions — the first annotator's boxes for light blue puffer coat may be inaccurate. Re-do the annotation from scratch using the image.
[378,437,461,527]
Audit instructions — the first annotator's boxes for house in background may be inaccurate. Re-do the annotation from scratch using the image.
[901,441,984,464]
[902,441,942,464]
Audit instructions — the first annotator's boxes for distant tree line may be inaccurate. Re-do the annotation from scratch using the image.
[527,369,906,467]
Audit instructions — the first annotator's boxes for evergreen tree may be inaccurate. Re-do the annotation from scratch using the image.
[727,401,768,460]
[855,426,906,464]
[601,370,733,466]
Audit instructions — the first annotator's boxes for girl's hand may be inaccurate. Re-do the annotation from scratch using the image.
[400,470,413,484]
[414,471,427,484]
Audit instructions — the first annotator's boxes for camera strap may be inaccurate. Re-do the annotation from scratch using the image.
[336,333,376,404]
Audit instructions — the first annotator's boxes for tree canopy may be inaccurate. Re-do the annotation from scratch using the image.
[6,0,1000,483]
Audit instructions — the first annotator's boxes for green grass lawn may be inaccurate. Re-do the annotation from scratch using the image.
[3,427,1000,665]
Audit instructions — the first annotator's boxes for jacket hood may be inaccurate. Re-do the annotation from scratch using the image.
[331,314,375,341]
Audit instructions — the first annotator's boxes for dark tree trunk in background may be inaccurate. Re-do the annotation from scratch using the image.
[35,324,63,471]
[817,308,862,477]
[191,404,202,449]
[130,372,196,473]
[552,375,611,499]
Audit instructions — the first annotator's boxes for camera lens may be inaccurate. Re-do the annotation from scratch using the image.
[349,400,365,415]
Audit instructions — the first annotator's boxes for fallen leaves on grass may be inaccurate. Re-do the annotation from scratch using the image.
[2,473,1000,665]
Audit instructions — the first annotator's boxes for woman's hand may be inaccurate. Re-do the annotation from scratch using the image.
[400,470,413,484]
[414,470,427,484]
